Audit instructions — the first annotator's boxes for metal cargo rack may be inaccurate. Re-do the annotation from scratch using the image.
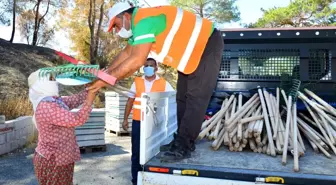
[209,27,336,112]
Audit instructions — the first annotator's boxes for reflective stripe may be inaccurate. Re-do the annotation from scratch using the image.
[133,105,142,109]
[149,51,160,63]
[135,97,142,102]
[177,16,203,71]
[157,8,184,62]
[134,34,155,41]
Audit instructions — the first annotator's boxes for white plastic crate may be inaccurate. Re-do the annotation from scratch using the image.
[105,91,133,135]
[105,117,132,133]
[72,109,106,147]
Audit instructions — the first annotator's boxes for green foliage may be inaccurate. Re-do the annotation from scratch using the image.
[0,0,26,42]
[251,0,336,28]
[3,0,60,45]
[58,0,117,64]
[0,0,25,25]
[0,0,13,25]
[170,0,240,24]
[17,9,54,45]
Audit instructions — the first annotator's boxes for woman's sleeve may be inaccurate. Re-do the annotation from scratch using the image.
[60,90,88,110]
[39,101,93,128]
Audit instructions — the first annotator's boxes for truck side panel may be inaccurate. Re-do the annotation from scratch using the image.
[138,172,281,185]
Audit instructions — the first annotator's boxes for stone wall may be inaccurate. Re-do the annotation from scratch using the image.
[0,116,37,156]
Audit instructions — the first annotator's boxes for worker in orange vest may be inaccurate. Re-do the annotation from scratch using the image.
[123,58,174,185]
[88,2,224,162]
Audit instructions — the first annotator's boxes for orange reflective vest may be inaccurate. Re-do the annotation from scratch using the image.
[133,77,166,121]
[134,6,213,74]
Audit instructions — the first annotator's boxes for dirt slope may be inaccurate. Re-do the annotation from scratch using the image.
[0,38,82,99]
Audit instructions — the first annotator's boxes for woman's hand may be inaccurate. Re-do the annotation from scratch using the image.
[86,84,99,104]
[86,79,109,92]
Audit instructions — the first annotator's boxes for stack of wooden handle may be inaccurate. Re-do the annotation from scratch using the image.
[198,87,336,172]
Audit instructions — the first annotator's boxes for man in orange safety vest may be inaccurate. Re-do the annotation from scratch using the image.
[88,2,224,163]
[123,57,174,185]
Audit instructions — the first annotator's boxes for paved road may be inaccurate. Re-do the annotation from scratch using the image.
[0,132,133,185]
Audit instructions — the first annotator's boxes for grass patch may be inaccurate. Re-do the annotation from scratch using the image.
[0,96,33,120]
[0,92,106,121]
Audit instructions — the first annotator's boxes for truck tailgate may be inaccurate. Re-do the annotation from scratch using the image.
[145,140,336,185]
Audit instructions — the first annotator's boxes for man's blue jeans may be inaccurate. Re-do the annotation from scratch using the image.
[131,120,142,185]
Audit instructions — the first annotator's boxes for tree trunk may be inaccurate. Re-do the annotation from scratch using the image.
[93,2,104,65]
[88,0,97,64]
[32,0,51,46]
[199,3,204,18]
[10,0,16,43]
[32,0,41,46]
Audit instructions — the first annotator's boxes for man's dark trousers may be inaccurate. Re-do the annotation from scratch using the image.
[176,29,224,149]
[131,120,142,185]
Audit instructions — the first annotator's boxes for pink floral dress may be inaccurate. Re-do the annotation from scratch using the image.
[33,90,92,185]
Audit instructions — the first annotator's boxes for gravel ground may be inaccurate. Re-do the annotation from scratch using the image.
[0,132,133,185]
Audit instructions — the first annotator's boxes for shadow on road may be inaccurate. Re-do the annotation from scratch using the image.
[0,133,132,185]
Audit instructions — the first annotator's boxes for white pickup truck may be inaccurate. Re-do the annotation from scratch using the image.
[137,27,336,185]
[136,91,336,185]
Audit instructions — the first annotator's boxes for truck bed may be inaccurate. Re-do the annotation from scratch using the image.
[145,139,336,185]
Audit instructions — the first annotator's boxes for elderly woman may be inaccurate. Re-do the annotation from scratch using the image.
[28,70,98,185]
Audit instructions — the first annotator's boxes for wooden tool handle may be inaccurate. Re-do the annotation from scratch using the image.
[258,88,276,156]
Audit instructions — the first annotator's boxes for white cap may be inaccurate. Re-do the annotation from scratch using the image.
[107,2,133,32]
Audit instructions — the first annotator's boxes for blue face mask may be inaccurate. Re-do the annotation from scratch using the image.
[143,66,155,77]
